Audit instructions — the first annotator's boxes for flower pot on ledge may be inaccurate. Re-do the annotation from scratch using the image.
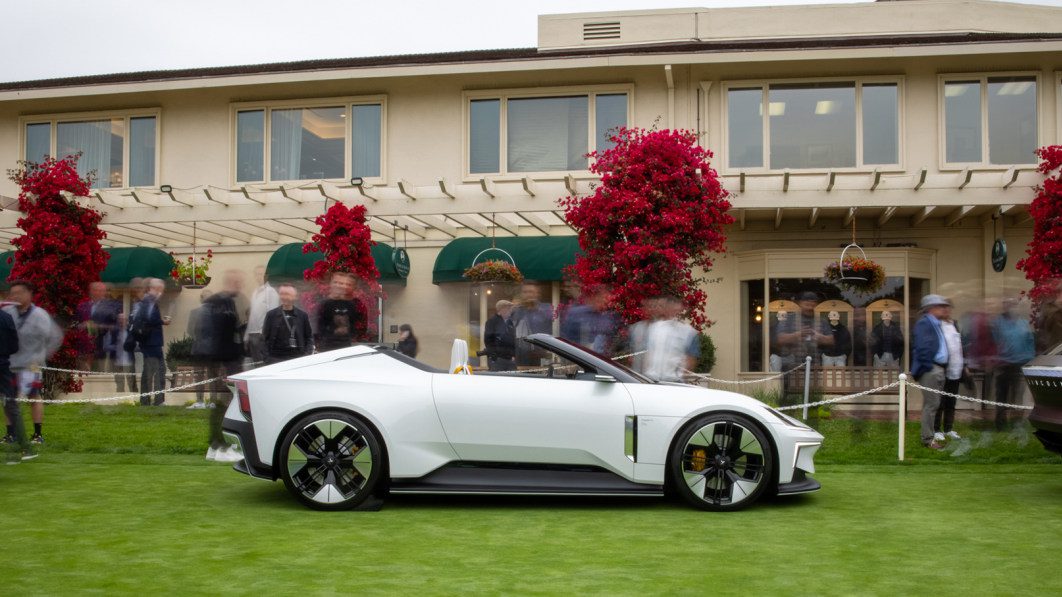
[177,275,211,290]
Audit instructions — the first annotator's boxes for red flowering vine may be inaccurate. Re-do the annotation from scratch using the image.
[7,155,108,394]
[302,202,380,339]
[1017,145,1062,310]
[559,127,733,330]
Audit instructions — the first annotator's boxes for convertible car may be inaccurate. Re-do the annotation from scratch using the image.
[222,334,823,511]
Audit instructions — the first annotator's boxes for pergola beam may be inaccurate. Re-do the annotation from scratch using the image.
[446,214,488,237]
[912,205,937,226]
[877,206,897,226]
[808,207,820,228]
[945,205,976,227]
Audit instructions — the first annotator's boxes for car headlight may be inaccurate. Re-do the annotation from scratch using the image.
[764,407,812,430]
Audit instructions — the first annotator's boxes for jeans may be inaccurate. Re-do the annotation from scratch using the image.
[935,378,959,433]
[141,355,167,406]
[1,367,26,449]
[114,363,137,393]
[994,363,1024,431]
[918,365,945,445]
[208,359,242,449]
[873,352,897,367]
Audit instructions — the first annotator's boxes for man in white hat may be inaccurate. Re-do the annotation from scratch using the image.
[912,294,952,450]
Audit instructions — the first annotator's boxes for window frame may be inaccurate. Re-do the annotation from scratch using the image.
[229,95,388,186]
[462,84,634,181]
[937,72,1042,170]
[719,76,906,175]
[17,108,162,189]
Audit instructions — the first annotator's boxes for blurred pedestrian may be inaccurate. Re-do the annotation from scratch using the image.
[561,287,619,355]
[108,312,136,394]
[912,294,951,450]
[396,324,418,358]
[991,297,1035,430]
[131,278,170,406]
[629,297,663,373]
[642,296,700,382]
[244,266,279,365]
[935,310,969,442]
[185,290,212,409]
[484,300,516,371]
[512,282,553,366]
[76,281,120,372]
[2,281,62,445]
[0,305,28,462]
[262,283,313,364]
[195,274,244,462]
[316,272,367,351]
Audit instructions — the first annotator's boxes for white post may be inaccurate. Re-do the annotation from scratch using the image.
[898,373,907,462]
[801,356,812,420]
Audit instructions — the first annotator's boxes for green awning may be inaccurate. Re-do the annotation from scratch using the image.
[432,236,581,284]
[0,248,172,288]
[101,247,175,285]
[267,243,407,286]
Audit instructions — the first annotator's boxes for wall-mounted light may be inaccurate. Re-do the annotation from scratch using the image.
[350,177,364,187]
[160,184,173,193]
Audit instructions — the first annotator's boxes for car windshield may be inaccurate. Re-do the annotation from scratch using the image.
[543,337,656,384]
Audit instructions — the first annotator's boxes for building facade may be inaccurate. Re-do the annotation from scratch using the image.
[0,0,1059,384]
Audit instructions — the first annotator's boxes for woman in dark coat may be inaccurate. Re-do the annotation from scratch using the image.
[396,324,418,358]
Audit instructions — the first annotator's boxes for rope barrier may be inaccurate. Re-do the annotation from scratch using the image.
[775,381,902,411]
[905,380,1034,411]
[12,376,223,404]
[683,361,806,385]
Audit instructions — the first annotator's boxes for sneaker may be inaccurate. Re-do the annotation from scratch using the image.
[187,402,207,410]
[927,440,945,450]
[933,432,946,442]
[0,434,13,444]
[30,434,44,445]
[205,447,217,461]
[946,431,962,440]
[215,446,244,463]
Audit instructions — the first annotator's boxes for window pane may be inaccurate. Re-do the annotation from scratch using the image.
[351,103,382,178]
[469,99,500,174]
[595,93,627,151]
[270,106,344,181]
[727,88,763,168]
[988,77,1037,165]
[507,96,588,172]
[236,110,264,182]
[862,84,899,165]
[24,123,50,163]
[129,116,156,187]
[57,119,124,188]
[769,83,855,169]
[944,81,982,163]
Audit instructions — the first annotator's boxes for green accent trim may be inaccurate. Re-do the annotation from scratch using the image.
[432,236,581,284]
[266,242,406,286]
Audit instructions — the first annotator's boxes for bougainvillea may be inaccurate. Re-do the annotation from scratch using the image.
[7,156,108,394]
[1016,146,1062,312]
[559,127,733,330]
[302,201,381,339]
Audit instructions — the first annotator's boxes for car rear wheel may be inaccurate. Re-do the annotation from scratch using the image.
[669,413,774,511]
[279,411,383,511]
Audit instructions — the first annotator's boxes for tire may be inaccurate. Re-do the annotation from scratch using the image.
[278,411,383,511]
[668,412,774,512]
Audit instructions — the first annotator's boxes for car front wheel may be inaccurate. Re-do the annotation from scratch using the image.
[278,411,383,511]
[669,413,774,511]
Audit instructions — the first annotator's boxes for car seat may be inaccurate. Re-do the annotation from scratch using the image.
[450,339,473,375]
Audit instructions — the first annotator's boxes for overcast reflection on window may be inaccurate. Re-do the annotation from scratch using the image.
[769,83,856,170]
[987,77,1037,165]
[862,84,899,165]
[944,81,982,163]
[236,110,264,182]
[507,96,588,172]
[469,99,500,174]
[57,119,125,188]
[352,103,382,178]
[727,88,764,168]
[595,93,628,151]
[129,116,156,187]
[270,107,345,181]
[24,123,50,164]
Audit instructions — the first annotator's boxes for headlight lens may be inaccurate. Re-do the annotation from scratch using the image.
[765,407,811,430]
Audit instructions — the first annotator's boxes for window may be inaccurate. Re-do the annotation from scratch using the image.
[467,89,629,176]
[21,112,159,188]
[233,98,385,183]
[723,80,901,171]
[942,75,1038,166]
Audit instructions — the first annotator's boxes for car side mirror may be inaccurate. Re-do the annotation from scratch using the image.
[594,374,617,383]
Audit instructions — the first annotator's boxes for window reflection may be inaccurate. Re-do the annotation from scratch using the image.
[24,123,50,164]
[862,84,899,165]
[270,107,345,181]
[769,83,856,169]
[944,81,982,163]
[728,88,764,168]
[57,118,125,188]
[507,96,588,172]
[987,76,1037,165]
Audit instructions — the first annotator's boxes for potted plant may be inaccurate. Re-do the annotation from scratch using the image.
[463,260,524,284]
[824,256,886,294]
[170,250,213,289]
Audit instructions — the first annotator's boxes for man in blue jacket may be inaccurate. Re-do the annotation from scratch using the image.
[912,294,952,450]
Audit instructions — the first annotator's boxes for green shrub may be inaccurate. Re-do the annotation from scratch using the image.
[695,333,716,373]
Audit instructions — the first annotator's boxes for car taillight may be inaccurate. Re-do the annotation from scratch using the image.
[227,378,251,418]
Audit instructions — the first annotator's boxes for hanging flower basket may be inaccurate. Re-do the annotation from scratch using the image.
[170,250,213,289]
[824,255,886,294]
[463,260,524,284]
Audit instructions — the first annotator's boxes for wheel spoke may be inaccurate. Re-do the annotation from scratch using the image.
[289,419,374,504]
[682,419,768,507]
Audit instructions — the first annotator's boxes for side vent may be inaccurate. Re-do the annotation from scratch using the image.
[583,21,621,41]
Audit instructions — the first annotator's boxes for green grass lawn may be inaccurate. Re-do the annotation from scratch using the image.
[2,406,1061,595]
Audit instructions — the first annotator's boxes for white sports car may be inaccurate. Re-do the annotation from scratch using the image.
[222,334,823,511]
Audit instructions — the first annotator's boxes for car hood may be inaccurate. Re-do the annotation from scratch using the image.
[626,382,783,419]
[230,345,378,380]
